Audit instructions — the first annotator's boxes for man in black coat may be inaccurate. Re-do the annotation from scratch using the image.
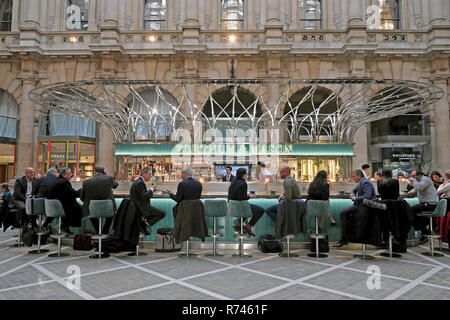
[130,167,165,235]
[36,167,58,198]
[221,166,235,182]
[45,167,82,234]
[377,169,400,200]
[163,167,202,219]
[81,166,119,234]
[12,167,39,226]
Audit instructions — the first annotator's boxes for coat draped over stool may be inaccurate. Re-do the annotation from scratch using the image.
[346,203,383,246]
[113,199,140,246]
[173,200,208,244]
[276,199,307,239]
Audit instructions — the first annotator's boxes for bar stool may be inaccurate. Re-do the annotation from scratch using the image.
[204,199,228,257]
[44,199,69,258]
[8,208,22,248]
[306,200,330,259]
[128,234,147,257]
[379,232,402,258]
[417,199,447,257]
[354,244,375,260]
[26,198,50,255]
[228,200,253,258]
[89,200,115,259]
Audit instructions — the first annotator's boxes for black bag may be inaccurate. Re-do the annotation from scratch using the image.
[155,227,181,252]
[310,235,329,253]
[73,233,92,251]
[258,235,283,253]
[21,226,49,247]
[93,238,135,253]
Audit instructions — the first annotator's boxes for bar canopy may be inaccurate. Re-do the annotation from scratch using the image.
[114,143,355,157]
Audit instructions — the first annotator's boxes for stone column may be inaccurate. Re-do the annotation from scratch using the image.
[346,0,363,26]
[97,124,115,176]
[16,77,37,176]
[265,0,281,25]
[102,0,119,26]
[429,0,447,26]
[23,0,41,28]
[433,79,450,170]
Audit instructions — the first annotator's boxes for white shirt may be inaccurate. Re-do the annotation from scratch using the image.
[138,176,154,193]
[437,181,450,198]
[225,174,232,182]
[26,179,32,198]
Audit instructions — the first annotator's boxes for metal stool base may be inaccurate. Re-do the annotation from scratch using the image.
[10,243,23,248]
[205,252,224,257]
[380,252,402,258]
[422,252,444,257]
[353,254,375,260]
[232,254,252,258]
[90,252,111,259]
[28,249,50,255]
[128,252,147,257]
[307,253,328,258]
[280,252,299,258]
[178,253,197,258]
[48,252,70,258]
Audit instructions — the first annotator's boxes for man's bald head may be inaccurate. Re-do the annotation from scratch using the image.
[279,166,291,179]
[25,168,35,180]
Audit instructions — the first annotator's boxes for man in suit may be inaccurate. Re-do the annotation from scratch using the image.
[163,167,202,219]
[222,166,235,182]
[265,166,302,223]
[36,167,58,198]
[130,167,165,235]
[12,167,39,227]
[80,166,119,234]
[45,167,83,234]
[333,169,377,247]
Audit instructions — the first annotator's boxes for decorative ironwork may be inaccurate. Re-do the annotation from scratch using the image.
[29,78,443,144]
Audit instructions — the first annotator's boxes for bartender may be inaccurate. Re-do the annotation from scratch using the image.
[257,162,275,182]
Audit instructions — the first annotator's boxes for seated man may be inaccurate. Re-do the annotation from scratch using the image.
[377,169,400,200]
[333,169,377,247]
[130,168,165,235]
[81,166,119,235]
[163,167,202,219]
[46,167,83,234]
[12,168,38,227]
[228,168,265,237]
[36,167,58,199]
[265,166,302,223]
[408,170,439,242]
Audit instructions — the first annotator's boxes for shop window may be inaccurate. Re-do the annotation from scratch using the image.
[0,0,12,31]
[379,0,400,30]
[66,0,89,30]
[39,111,96,138]
[0,89,18,139]
[129,88,179,141]
[144,0,166,30]
[221,0,244,30]
[299,0,321,29]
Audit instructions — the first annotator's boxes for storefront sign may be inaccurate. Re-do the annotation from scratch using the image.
[50,153,77,161]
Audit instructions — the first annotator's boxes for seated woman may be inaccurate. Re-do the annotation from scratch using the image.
[437,170,450,199]
[377,169,400,200]
[307,171,336,232]
[431,171,443,190]
[228,168,265,237]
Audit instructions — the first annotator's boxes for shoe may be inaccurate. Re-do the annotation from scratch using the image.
[333,240,348,248]
[234,224,241,233]
[243,226,256,237]
[418,236,429,245]
[330,221,338,226]
[363,199,387,210]
[140,224,150,236]
[61,226,73,235]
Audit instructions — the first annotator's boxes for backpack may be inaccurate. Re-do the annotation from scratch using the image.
[21,226,49,247]
[258,235,283,253]
[73,233,92,251]
[310,234,329,253]
[155,227,181,252]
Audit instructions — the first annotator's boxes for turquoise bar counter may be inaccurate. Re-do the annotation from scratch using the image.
[53,198,421,243]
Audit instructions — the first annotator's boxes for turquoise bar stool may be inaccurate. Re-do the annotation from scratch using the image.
[306,200,330,259]
[89,200,115,259]
[417,199,447,257]
[8,208,22,248]
[228,200,253,258]
[204,199,228,257]
[26,198,50,255]
[45,199,69,258]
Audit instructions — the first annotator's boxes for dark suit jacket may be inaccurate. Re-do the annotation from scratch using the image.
[36,175,58,198]
[13,176,38,202]
[227,178,250,201]
[129,177,154,217]
[222,174,235,182]
[48,176,82,227]
[307,181,330,200]
[377,178,400,200]
[352,177,377,204]
[80,174,119,217]
[170,177,202,204]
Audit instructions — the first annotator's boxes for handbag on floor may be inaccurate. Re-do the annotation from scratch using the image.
[258,235,283,253]
[155,227,181,252]
[73,233,92,251]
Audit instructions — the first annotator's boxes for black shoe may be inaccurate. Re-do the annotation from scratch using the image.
[418,236,429,245]
[61,226,73,235]
[330,221,338,226]
[140,225,150,236]
[333,240,348,248]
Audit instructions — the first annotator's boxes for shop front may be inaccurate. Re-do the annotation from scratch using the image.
[114,143,354,183]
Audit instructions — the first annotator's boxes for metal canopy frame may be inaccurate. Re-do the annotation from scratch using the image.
[29,78,443,144]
